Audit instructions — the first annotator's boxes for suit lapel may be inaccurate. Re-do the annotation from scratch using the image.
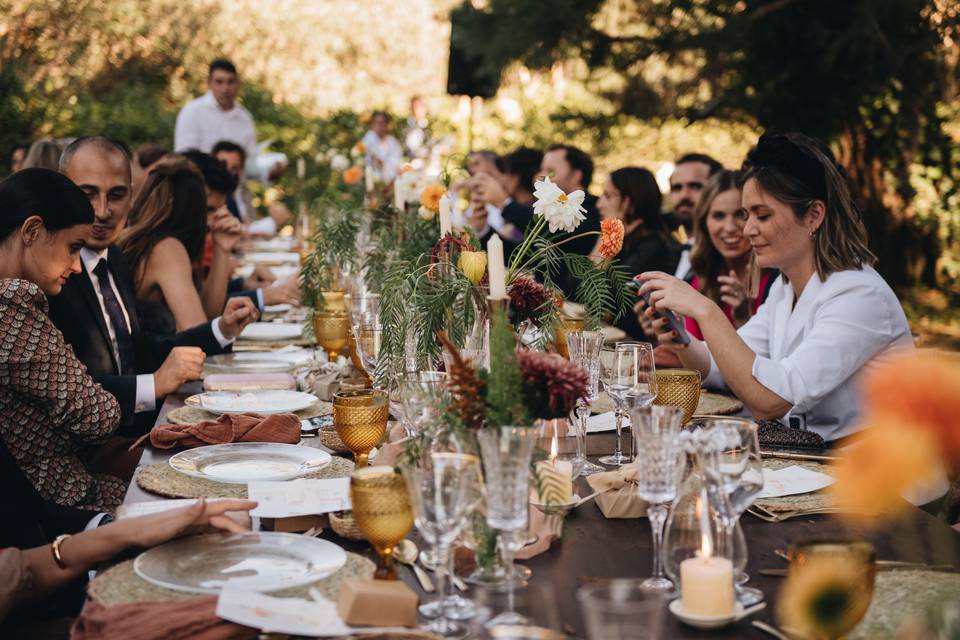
[76,261,120,373]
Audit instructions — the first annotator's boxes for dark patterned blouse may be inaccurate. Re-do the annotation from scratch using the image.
[0,279,123,510]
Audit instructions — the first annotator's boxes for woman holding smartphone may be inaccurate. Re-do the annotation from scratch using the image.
[638,133,912,442]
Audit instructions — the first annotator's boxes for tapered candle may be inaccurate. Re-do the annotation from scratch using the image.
[394,180,404,210]
[487,234,506,299]
[439,195,452,237]
[297,157,306,181]
[365,165,375,192]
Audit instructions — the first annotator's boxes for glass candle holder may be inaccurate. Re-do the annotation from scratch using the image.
[350,466,413,579]
[333,389,388,467]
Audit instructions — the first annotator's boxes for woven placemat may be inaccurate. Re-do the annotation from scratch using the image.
[136,456,355,499]
[851,570,960,639]
[754,458,832,513]
[589,390,742,416]
[165,401,332,426]
[88,550,374,607]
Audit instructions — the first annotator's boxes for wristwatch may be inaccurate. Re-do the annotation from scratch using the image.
[51,534,71,569]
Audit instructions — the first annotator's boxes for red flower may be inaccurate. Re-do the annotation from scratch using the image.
[508,276,551,326]
[517,349,588,419]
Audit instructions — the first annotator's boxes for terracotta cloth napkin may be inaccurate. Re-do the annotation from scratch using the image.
[132,413,301,450]
[71,597,257,640]
[585,462,649,518]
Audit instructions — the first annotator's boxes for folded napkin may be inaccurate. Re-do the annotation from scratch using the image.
[132,413,301,450]
[71,597,257,640]
[515,506,557,560]
[585,462,648,518]
[204,373,296,392]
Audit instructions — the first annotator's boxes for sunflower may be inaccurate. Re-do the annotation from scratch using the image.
[778,553,874,639]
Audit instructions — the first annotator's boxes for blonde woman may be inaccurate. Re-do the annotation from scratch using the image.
[639,133,912,442]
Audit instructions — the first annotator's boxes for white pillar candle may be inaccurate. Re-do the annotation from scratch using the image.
[439,195,452,237]
[365,165,375,192]
[487,234,506,299]
[534,460,573,503]
[297,157,306,181]
[680,554,734,617]
[394,180,405,211]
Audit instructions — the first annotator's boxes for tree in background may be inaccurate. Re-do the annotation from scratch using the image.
[456,0,960,288]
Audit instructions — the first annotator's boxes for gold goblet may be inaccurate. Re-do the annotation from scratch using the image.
[653,368,702,424]
[779,539,876,639]
[313,310,350,359]
[333,389,388,467]
[350,466,414,580]
[555,316,585,359]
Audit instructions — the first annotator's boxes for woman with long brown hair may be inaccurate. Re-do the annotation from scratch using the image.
[639,133,913,442]
[118,158,239,335]
[684,169,776,339]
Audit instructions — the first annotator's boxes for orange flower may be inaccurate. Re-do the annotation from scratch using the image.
[342,165,363,185]
[598,218,624,258]
[829,417,941,518]
[859,350,960,464]
[420,183,445,212]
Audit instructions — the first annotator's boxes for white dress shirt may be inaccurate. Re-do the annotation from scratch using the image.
[704,266,914,441]
[174,92,266,179]
[361,130,403,183]
[81,248,156,413]
[81,249,235,412]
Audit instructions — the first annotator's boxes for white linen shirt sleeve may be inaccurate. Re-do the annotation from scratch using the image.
[750,277,900,414]
[704,284,775,389]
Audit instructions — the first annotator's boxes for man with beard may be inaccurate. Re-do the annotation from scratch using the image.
[667,153,722,280]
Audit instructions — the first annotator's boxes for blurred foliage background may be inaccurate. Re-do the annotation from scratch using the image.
[1,0,959,343]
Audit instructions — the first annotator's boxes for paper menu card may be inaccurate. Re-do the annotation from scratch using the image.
[758,465,834,499]
[248,478,351,518]
[584,412,617,433]
[216,589,347,636]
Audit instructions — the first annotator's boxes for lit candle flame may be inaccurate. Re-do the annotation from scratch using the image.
[550,435,558,463]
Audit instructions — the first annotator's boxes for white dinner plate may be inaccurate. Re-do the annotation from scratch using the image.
[242,252,300,265]
[264,303,294,314]
[169,442,331,484]
[186,390,317,415]
[204,350,312,374]
[134,532,345,594]
[239,322,304,341]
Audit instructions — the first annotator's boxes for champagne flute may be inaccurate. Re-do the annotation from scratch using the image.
[566,331,605,476]
[620,341,658,461]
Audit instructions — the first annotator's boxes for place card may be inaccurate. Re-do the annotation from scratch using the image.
[248,477,351,518]
[584,411,617,433]
[758,465,834,499]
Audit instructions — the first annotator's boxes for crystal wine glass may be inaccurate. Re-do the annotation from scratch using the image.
[477,426,538,627]
[631,404,685,593]
[405,453,480,638]
[565,331,604,476]
[598,344,646,466]
[619,341,658,461]
[704,418,764,606]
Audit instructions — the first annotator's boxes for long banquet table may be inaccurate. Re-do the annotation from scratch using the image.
[121,387,960,639]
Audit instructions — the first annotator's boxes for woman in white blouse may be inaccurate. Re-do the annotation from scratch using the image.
[638,133,913,442]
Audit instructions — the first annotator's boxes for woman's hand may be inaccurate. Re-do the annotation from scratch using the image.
[718,269,748,311]
[120,499,257,548]
[209,209,244,253]
[637,271,713,321]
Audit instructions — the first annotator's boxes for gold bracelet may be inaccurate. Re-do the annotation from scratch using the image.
[51,534,71,569]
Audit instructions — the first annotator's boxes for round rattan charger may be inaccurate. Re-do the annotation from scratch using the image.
[135,456,355,499]
[164,400,332,426]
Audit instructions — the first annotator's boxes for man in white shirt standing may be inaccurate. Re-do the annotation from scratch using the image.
[175,59,284,184]
[361,111,404,184]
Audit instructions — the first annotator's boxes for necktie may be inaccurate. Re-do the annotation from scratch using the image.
[92,258,135,375]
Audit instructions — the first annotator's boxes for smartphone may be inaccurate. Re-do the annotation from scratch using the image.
[639,288,690,346]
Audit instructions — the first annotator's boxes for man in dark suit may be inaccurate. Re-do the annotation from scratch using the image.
[50,137,258,437]
[474,144,600,299]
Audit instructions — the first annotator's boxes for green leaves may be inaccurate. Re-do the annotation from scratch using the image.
[485,304,528,427]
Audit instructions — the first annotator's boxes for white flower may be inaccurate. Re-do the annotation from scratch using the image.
[330,154,350,171]
[398,170,424,204]
[532,176,586,233]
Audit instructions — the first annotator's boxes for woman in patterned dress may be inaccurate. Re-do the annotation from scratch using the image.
[0,168,123,510]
